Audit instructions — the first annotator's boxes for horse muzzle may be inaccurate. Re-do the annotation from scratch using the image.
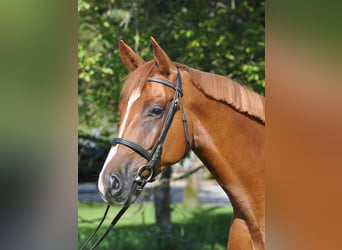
[98,171,129,205]
[98,163,155,205]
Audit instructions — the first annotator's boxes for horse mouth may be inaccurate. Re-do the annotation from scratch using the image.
[101,182,140,206]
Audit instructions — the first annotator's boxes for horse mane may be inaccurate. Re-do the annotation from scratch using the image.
[177,63,265,125]
[122,60,265,125]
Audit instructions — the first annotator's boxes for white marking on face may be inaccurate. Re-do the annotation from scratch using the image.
[117,88,141,137]
[98,87,141,194]
[98,146,118,194]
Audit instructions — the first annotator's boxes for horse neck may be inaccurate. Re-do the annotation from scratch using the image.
[184,76,265,225]
[188,86,265,179]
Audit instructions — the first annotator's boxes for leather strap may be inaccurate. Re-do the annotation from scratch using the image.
[148,77,182,95]
[112,138,152,161]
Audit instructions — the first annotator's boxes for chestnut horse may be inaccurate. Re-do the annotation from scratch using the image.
[98,37,265,249]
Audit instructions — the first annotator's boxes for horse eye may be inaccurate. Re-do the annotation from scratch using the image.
[149,107,164,116]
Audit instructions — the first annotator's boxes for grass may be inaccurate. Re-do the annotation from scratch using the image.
[78,202,233,250]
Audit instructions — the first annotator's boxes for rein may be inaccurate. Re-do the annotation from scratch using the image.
[80,182,139,250]
[80,68,190,249]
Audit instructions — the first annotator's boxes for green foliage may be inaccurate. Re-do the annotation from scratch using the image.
[79,202,233,249]
[78,0,265,137]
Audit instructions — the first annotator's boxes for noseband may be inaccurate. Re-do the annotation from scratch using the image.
[112,68,190,187]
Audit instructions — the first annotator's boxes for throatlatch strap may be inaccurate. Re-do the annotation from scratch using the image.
[179,101,191,153]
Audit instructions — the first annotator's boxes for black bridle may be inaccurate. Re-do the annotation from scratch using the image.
[81,68,190,249]
[112,68,190,186]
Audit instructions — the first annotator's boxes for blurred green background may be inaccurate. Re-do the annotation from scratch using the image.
[78,0,265,140]
[78,202,233,250]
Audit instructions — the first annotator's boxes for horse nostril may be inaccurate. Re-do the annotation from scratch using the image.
[109,173,121,192]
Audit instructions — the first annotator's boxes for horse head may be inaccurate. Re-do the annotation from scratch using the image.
[98,37,192,205]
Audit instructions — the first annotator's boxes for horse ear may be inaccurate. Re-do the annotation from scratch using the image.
[119,40,145,72]
[151,37,176,75]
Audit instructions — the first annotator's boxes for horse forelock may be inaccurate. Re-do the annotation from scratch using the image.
[121,61,155,101]
[183,66,265,125]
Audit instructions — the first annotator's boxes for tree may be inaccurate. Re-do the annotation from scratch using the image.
[153,167,172,231]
